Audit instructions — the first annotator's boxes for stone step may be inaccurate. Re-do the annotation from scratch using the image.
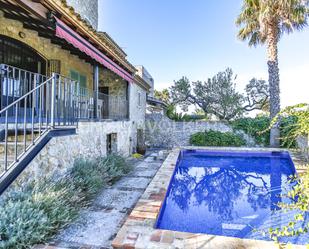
[5,133,40,142]
[0,142,26,155]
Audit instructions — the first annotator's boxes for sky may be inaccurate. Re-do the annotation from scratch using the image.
[98,0,309,108]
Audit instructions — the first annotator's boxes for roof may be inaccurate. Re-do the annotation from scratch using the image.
[147,96,168,108]
[134,74,152,92]
[40,0,136,74]
[97,31,127,58]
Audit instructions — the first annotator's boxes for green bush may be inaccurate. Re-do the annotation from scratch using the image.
[0,154,130,249]
[189,129,246,147]
[230,116,298,148]
[230,116,270,146]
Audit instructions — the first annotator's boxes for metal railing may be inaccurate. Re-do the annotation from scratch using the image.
[77,88,129,120]
[0,64,47,111]
[0,72,79,178]
[78,87,95,120]
[98,92,129,120]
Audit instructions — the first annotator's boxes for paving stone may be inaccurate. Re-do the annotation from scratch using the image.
[135,162,161,170]
[129,168,158,178]
[113,177,151,190]
[144,156,155,162]
[57,209,126,247]
[94,189,142,210]
[45,151,165,249]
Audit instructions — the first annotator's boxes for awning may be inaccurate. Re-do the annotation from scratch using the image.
[54,17,134,82]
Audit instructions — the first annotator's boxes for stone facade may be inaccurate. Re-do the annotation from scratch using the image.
[0,10,94,89]
[145,114,256,148]
[66,0,98,30]
[6,121,134,191]
[99,68,127,97]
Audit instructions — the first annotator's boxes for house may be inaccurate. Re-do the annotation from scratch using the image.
[136,66,167,114]
[0,0,151,193]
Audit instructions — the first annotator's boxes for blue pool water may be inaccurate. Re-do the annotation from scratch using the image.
[156,150,309,244]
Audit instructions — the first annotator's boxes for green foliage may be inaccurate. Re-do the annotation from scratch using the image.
[268,168,309,243]
[169,70,269,121]
[166,105,205,122]
[0,154,130,249]
[154,88,171,104]
[236,0,308,46]
[189,129,246,147]
[231,116,271,146]
[231,115,299,148]
[264,104,309,243]
[266,103,309,147]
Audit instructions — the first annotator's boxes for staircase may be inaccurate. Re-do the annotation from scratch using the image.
[0,64,81,194]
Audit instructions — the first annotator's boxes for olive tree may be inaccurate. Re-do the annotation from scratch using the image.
[169,68,269,121]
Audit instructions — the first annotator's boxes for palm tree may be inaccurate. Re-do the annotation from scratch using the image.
[236,0,308,147]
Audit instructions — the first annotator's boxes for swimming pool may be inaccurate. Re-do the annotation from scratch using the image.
[156,149,309,244]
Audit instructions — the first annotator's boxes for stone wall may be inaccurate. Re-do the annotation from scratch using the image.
[145,114,256,148]
[0,11,94,89]
[11,121,133,189]
[99,68,127,97]
[66,0,98,30]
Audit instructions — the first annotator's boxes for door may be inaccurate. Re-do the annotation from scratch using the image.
[0,35,47,109]
[99,87,109,118]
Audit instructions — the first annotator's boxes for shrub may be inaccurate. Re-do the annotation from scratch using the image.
[0,154,130,249]
[189,130,246,147]
[97,154,131,183]
[132,153,143,159]
[231,116,298,148]
[230,116,270,146]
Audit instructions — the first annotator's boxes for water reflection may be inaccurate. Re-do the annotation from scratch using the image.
[170,165,277,220]
[156,152,307,243]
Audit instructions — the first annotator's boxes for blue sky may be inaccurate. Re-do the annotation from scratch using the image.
[98,0,309,107]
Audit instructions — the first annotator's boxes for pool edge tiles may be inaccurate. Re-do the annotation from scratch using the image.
[112,147,307,249]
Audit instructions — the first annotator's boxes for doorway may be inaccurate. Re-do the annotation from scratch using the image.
[99,86,109,118]
[0,35,47,109]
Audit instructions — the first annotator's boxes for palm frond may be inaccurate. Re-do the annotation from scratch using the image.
[236,0,309,45]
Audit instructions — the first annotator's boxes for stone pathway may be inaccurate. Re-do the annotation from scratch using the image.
[35,151,166,249]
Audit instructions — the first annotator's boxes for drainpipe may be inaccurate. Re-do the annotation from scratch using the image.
[93,64,99,120]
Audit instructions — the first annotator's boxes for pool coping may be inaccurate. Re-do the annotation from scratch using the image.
[112,147,308,249]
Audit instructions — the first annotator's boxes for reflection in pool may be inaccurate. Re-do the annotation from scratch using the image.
[156,150,309,245]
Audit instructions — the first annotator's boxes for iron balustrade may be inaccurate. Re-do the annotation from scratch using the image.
[78,87,95,120]
[77,88,129,120]
[0,63,130,181]
[0,64,47,111]
[0,72,79,178]
[98,92,129,120]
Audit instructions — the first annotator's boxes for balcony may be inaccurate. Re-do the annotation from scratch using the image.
[0,64,130,123]
[77,87,129,121]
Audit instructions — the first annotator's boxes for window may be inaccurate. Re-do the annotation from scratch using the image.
[107,133,117,154]
[70,70,87,94]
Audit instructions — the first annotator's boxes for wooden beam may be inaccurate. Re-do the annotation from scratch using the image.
[13,0,48,19]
